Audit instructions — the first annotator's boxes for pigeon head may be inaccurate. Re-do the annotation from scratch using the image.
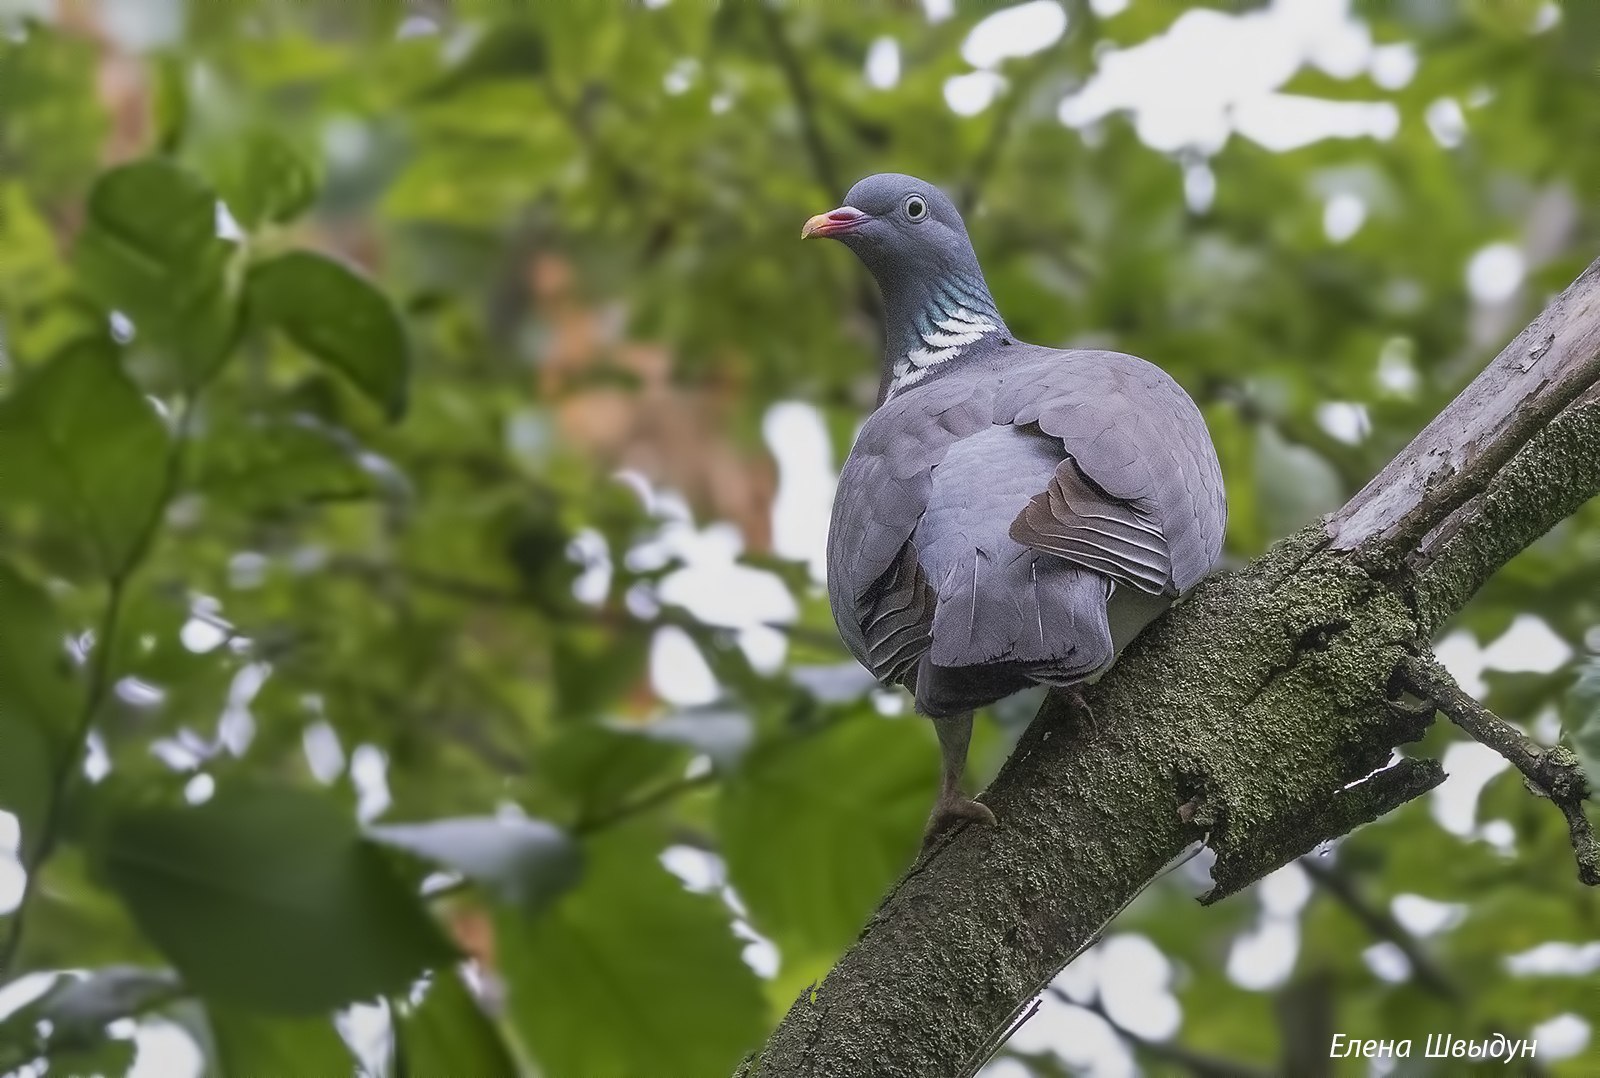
[802,173,975,279]
[804,173,1007,396]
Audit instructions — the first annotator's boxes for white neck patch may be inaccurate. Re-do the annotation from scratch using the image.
[889,306,1000,395]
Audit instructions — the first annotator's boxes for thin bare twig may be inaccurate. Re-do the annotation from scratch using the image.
[1297,857,1459,999]
[1064,990,1275,1078]
[1399,655,1598,886]
[2,396,202,979]
[753,0,839,196]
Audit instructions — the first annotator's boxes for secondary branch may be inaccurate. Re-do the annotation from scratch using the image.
[1399,656,1598,885]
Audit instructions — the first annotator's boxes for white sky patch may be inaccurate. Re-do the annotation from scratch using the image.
[1088,0,1129,17]
[734,918,779,979]
[1323,192,1366,243]
[1051,944,1101,1004]
[1466,242,1525,304]
[350,743,392,822]
[219,662,269,756]
[982,1059,1031,1078]
[1369,42,1417,89]
[303,719,347,784]
[650,625,720,706]
[85,730,112,781]
[1434,629,1488,696]
[1227,916,1299,990]
[100,0,183,50]
[214,201,245,243]
[1431,741,1509,836]
[1183,159,1216,213]
[0,812,17,855]
[1004,993,1135,1077]
[1479,817,1515,852]
[1057,0,1401,155]
[129,1020,203,1078]
[922,0,954,23]
[1425,97,1466,148]
[1233,95,1398,152]
[625,480,796,673]
[1391,893,1466,937]
[0,851,24,915]
[764,402,835,583]
[229,551,267,588]
[396,15,438,39]
[183,773,215,805]
[661,843,723,892]
[866,36,901,90]
[1376,336,1418,395]
[339,1003,392,1078]
[1259,863,1311,917]
[1506,941,1600,977]
[180,613,229,654]
[962,1,1068,69]
[1532,1014,1590,1061]
[0,973,55,1023]
[663,58,698,96]
[945,70,1007,116]
[1362,941,1411,983]
[567,528,612,606]
[1482,614,1572,674]
[1315,401,1370,444]
[1097,934,1179,1040]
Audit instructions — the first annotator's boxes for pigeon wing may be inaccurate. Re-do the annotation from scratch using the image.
[997,348,1226,597]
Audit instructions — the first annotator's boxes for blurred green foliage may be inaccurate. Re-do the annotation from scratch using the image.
[0,1,1597,1075]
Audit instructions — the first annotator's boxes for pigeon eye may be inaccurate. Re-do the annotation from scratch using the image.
[904,195,928,221]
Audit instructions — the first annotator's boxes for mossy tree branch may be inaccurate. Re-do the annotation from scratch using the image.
[739,256,1600,1078]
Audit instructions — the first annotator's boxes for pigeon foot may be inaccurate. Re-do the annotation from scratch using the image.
[922,795,997,847]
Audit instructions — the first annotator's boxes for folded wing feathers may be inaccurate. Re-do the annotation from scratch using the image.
[1010,462,1175,594]
[831,348,1224,694]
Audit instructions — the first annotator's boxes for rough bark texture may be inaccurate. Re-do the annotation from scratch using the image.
[739,257,1600,1078]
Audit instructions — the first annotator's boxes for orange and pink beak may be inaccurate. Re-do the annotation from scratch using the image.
[801,206,869,239]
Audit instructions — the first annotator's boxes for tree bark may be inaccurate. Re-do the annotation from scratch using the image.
[739,257,1600,1078]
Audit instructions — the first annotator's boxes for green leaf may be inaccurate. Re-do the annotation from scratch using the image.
[498,828,766,1078]
[192,410,381,511]
[718,717,930,965]
[538,723,691,827]
[247,251,410,419]
[204,127,321,229]
[72,159,240,384]
[41,1035,137,1077]
[11,848,163,974]
[368,815,581,910]
[0,339,170,578]
[88,784,454,1013]
[208,1006,356,1077]
[417,21,546,100]
[0,563,81,859]
[395,967,519,1077]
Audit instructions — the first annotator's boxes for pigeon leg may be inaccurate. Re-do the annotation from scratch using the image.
[1063,684,1099,738]
[923,711,997,845]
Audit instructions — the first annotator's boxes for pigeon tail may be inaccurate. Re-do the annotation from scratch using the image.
[911,423,1117,715]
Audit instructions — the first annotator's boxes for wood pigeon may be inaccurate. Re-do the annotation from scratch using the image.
[805,173,1227,839]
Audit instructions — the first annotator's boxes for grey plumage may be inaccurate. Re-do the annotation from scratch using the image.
[805,173,1226,836]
